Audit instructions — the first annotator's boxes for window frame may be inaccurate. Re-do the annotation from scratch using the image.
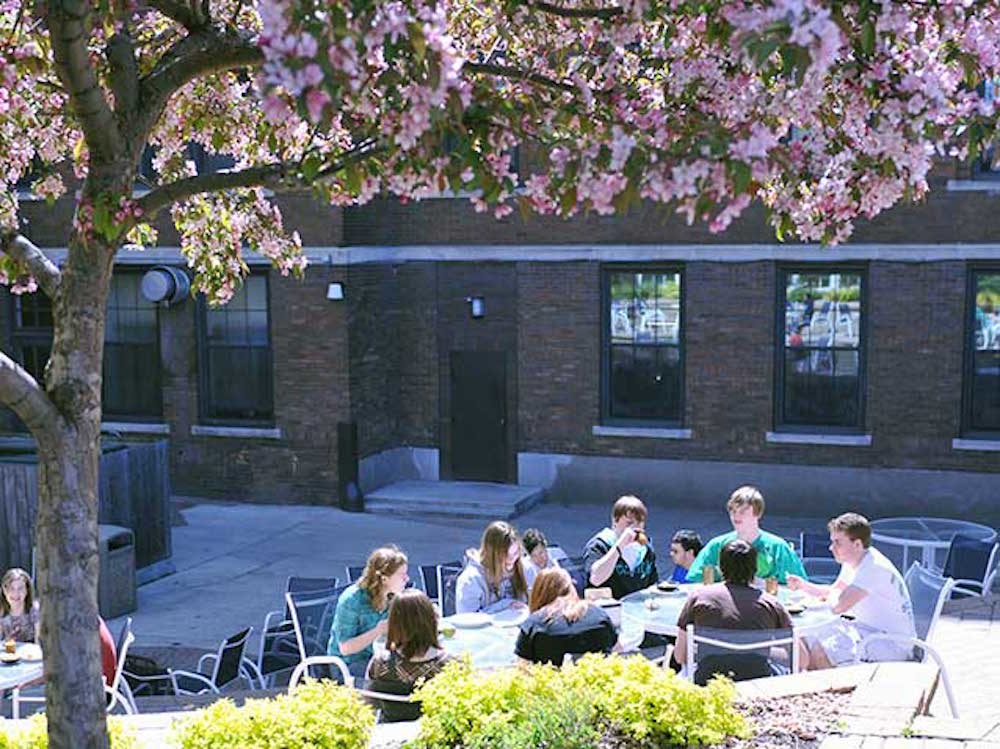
[773,264,868,434]
[600,264,686,428]
[102,269,164,421]
[195,272,275,427]
[962,264,1000,437]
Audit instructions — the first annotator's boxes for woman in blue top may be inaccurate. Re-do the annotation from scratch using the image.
[328,546,409,678]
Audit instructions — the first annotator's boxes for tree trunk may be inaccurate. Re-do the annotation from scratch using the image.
[34,233,115,749]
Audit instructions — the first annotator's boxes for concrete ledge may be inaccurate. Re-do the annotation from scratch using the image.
[952,438,1000,452]
[102,421,170,435]
[766,432,872,447]
[947,179,1000,193]
[592,425,692,440]
[190,425,283,440]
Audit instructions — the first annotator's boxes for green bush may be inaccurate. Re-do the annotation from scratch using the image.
[0,715,137,749]
[410,654,749,749]
[169,680,374,749]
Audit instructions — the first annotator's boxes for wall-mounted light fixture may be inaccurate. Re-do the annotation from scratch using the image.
[327,282,345,301]
[465,296,485,318]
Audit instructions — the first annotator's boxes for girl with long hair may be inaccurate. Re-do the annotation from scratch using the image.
[1,568,40,643]
[328,546,409,678]
[515,567,617,666]
[455,521,528,614]
[367,589,454,686]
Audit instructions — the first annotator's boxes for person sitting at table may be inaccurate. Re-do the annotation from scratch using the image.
[685,486,806,585]
[668,529,703,583]
[0,568,39,643]
[329,546,410,679]
[515,568,618,666]
[673,539,798,681]
[364,588,455,720]
[584,495,659,600]
[787,513,916,670]
[456,521,529,614]
[522,528,559,591]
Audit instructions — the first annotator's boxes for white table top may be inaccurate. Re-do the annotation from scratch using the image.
[870,517,997,547]
[621,583,839,636]
[0,643,43,691]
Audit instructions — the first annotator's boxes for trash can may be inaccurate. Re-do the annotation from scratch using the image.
[98,524,137,618]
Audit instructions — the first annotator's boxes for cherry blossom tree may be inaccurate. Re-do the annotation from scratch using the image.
[1,0,999,746]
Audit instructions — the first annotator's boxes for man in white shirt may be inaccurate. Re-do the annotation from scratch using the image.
[787,512,916,669]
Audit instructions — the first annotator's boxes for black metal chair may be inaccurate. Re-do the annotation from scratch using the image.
[939,533,999,598]
[799,531,838,584]
[345,566,365,583]
[170,627,261,695]
[561,556,589,596]
[438,565,463,617]
[420,561,461,608]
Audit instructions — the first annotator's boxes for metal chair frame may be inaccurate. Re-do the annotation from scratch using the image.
[684,624,801,685]
[169,626,263,695]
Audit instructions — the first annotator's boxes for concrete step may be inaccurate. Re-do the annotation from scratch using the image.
[363,480,545,520]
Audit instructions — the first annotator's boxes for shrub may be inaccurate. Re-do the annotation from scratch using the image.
[0,715,137,749]
[410,654,749,749]
[169,680,374,749]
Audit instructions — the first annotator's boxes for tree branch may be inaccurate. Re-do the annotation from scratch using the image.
[135,24,263,142]
[136,142,385,219]
[143,0,204,29]
[46,0,123,162]
[0,351,64,440]
[0,231,63,298]
[464,61,578,95]
[527,1,623,20]
[135,163,293,219]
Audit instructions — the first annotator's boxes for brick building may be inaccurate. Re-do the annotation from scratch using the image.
[4,166,1000,524]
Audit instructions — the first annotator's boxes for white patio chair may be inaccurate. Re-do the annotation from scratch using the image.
[684,624,801,686]
[13,617,137,719]
[353,677,420,722]
[856,563,959,718]
[931,535,999,598]
[256,576,339,687]
[285,587,357,684]
[287,655,353,690]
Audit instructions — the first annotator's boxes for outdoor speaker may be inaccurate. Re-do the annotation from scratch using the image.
[141,266,190,306]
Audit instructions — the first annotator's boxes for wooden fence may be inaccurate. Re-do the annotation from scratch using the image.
[0,440,171,572]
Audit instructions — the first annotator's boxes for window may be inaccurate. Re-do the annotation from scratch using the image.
[9,291,53,384]
[777,269,865,430]
[603,269,683,424]
[197,274,273,423]
[964,269,1000,433]
[103,273,162,419]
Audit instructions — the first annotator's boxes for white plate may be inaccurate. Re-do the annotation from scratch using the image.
[449,612,491,629]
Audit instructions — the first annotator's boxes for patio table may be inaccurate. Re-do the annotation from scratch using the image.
[870,517,998,570]
[0,643,44,719]
[621,584,839,638]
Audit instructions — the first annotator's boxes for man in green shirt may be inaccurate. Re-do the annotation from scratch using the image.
[686,486,807,584]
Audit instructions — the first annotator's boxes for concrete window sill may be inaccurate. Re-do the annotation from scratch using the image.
[592,425,692,440]
[191,425,283,440]
[952,438,1000,452]
[101,421,170,435]
[946,179,1000,193]
[765,432,872,447]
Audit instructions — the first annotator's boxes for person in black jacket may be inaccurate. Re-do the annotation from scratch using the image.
[515,568,618,666]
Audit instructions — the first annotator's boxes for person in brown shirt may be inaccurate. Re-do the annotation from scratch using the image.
[673,539,796,682]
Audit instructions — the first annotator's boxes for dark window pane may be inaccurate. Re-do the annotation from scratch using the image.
[780,270,863,428]
[605,269,683,423]
[102,274,161,418]
[783,349,859,426]
[201,276,273,422]
[971,348,1000,431]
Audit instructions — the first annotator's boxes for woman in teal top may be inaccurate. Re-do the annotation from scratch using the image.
[328,546,409,678]
[685,486,808,584]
